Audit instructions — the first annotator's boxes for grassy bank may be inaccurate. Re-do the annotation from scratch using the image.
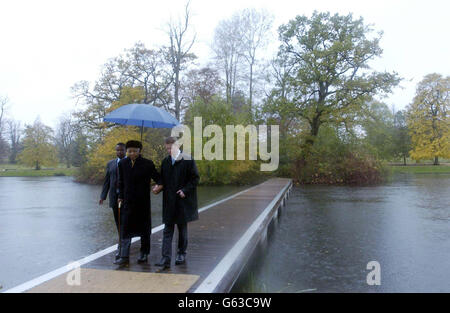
[2,163,449,178]
[389,164,450,174]
[0,164,79,177]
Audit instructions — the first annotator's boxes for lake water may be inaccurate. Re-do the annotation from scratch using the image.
[232,173,450,292]
[1,174,449,292]
[0,176,247,290]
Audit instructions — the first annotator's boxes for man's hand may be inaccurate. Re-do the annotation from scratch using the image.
[152,184,163,195]
[176,190,186,198]
[99,199,104,205]
[118,198,123,208]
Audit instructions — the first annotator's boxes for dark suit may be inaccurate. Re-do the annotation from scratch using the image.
[100,158,122,248]
[159,151,199,260]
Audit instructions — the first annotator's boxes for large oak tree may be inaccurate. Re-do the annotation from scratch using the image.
[274,11,400,148]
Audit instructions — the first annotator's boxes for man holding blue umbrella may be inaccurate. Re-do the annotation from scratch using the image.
[155,136,200,269]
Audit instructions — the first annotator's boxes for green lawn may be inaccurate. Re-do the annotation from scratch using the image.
[0,164,79,177]
[389,164,450,174]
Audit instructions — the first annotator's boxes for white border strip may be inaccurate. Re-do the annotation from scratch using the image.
[2,183,262,293]
[194,180,292,293]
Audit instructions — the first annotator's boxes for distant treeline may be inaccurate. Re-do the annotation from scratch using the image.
[1,8,448,185]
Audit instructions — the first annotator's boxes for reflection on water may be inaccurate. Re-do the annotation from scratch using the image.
[232,173,450,293]
[0,176,247,290]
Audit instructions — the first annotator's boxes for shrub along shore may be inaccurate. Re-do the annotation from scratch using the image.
[1,163,449,182]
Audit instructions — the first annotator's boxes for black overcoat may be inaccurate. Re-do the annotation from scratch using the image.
[118,156,161,238]
[160,152,200,224]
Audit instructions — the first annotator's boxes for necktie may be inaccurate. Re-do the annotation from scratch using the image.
[115,163,119,189]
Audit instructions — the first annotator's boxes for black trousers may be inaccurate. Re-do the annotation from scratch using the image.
[162,223,188,260]
[119,231,151,258]
[111,203,121,251]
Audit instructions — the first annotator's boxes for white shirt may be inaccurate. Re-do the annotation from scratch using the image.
[171,149,181,165]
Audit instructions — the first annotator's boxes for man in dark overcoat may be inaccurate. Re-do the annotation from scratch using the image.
[115,140,162,266]
[99,142,126,260]
[155,136,200,268]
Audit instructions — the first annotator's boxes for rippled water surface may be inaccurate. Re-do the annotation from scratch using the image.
[233,173,450,293]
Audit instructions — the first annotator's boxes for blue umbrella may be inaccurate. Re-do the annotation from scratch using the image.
[103,103,180,141]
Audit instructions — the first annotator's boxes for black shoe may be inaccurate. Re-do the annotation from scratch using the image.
[115,249,121,261]
[155,257,171,268]
[137,252,148,264]
[114,257,129,266]
[175,254,186,265]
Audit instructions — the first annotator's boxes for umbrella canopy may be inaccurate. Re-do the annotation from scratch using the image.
[103,103,180,140]
[104,103,179,128]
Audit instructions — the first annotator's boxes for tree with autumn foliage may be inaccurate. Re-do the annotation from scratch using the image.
[406,73,450,165]
[18,118,58,170]
[71,42,173,143]
[76,86,169,183]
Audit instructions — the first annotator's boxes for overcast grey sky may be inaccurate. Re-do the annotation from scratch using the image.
[0,0,449,128]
